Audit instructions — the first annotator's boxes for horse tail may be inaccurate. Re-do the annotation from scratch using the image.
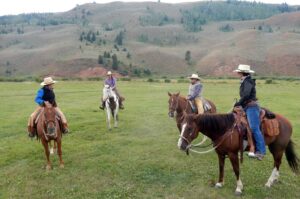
[285,140,299,174]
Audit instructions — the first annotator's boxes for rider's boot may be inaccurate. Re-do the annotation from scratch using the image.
[99,101,105,110]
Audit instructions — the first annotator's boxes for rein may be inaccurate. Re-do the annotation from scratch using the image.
[182,122,238,155]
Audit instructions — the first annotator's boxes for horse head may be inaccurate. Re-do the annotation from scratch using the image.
[168,92,180,118]
[178,113,199,152]
[43,105,58,137]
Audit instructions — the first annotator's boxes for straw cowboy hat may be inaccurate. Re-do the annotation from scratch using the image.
[40,77,57,86]
[188,74,201,80]
[107,71,112,75]
[233,64,255,73]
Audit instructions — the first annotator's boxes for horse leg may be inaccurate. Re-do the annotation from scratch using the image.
[42,140,51,170]
[114,107,118,128]
[106,106,111,130]
[56,139,64,168]
[265,145,283,187]
[228,153,243,195]
[215,153,225,188]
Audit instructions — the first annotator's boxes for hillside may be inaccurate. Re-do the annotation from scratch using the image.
[0,1,300,77]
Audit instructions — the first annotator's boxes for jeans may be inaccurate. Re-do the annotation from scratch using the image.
[245,105,266,155]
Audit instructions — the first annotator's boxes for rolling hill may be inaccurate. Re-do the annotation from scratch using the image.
[0,1,300,77]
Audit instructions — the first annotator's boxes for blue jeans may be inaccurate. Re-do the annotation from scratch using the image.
[245,105,266,155]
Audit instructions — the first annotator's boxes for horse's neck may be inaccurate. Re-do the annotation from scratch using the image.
[195,114,235,141]
[177,97,191,114]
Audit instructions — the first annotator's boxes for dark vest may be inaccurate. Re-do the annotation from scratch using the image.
[42,87,56,106]
[237,76,257,108]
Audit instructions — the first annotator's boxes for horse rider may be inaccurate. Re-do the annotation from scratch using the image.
[186,74,204,114]
[27,77,69,137]
[233,64,266,160]
[100,71,124,110]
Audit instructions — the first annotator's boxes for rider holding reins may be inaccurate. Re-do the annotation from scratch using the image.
[234,64,266,160]
[186,74,204,114]
[100,71,124,110]
[27,77,69,137]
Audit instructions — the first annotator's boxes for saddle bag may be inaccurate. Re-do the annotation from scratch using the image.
[261,118,280,137]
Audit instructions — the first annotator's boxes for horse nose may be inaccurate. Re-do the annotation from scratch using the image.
[169,112,174,118]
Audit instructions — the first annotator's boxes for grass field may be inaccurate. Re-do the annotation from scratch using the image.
[0,80,300,199]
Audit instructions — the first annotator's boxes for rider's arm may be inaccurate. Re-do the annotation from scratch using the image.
[35,88,44,106]
[235,81,252,107]
[111,78,117,89]
[187,84,202,100]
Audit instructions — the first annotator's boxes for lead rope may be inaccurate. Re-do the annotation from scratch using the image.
[186,123,237,155]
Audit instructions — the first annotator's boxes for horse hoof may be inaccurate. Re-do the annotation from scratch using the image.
[46,165,51,171]
[60,164,65,169]
[235,190,242,196]
[265,183,271,188]
[215,183,223,188]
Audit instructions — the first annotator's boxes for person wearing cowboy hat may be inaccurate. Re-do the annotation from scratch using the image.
[187,73,204,114]
[27,77,69,137]
[100,71,124,110]
[233,64,266,160]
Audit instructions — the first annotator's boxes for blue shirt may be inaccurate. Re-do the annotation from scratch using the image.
[35,88,44,105]
[104,77,116,88]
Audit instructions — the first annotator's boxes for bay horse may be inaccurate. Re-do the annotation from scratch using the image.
[103,85,119,130]
[177,111,299,195]
[31,105,64,170]
[168,92,217,132]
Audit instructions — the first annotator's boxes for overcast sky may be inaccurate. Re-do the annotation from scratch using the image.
[0,0,299,16]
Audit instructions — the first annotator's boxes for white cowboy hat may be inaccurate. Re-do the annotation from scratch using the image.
[188,74,201,80]
[233,64,255,73]
[107,71,112,75]
[40,77,57,86]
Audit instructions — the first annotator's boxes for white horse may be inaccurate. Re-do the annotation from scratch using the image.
[102,85,119,130]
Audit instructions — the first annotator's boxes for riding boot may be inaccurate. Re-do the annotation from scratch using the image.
[27,126,36,138]
[99,101,105,110]
[119,100,124,109]
[62,123,69,134]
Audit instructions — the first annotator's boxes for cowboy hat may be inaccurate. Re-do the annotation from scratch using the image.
[188,74,201,80]
[40,77,57,86]
[233,64,255,73]
[107,71,112,75]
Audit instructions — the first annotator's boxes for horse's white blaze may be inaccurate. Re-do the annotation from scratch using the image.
[235,178,243,193]
[265,168,279,187]
[178,123,187,148]
[50,147,54,155]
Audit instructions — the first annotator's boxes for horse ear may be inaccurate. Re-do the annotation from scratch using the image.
[176,92,180,96]
[168,92,172,96]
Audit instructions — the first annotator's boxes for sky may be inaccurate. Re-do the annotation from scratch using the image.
[0,0,299,16]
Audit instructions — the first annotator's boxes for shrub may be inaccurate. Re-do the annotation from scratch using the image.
[164,79,171,83]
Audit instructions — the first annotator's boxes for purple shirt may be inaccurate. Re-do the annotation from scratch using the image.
[104,77,116,88]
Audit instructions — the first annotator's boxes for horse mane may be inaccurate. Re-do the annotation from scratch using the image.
[192,113,235,135]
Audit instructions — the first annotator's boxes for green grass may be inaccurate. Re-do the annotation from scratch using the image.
[0,80,299,199]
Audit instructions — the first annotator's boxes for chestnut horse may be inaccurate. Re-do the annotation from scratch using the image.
[178,111,299,195]
[33,105,64,170]
[168,92,217,132]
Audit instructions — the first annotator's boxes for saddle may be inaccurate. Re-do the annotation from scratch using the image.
[189,99,211,113]
[34,108,64,132]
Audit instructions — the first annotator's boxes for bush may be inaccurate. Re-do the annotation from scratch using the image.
[265,79,274,84]
[164,79,171,83]
[119,77,131,81]
[177,79,189,83]
[147,78,154,82]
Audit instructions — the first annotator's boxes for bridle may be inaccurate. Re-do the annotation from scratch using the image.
[43,109,57,140]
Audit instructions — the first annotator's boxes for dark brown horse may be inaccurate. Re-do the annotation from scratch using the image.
[178,111,299,195]
[30,105,64,170]
[168,92,217,132]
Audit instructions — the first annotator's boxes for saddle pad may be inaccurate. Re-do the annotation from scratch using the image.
[261,119,280,137]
